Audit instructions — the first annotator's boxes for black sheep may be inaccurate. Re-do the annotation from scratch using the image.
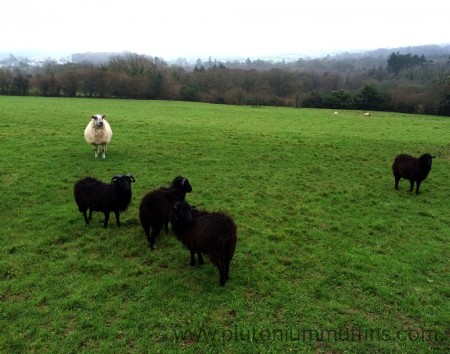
[392,153,435,194]
[74,174,135,228]
[171,201,237,286]
[139,176,192,250]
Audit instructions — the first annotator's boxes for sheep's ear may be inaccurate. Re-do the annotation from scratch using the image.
[127,174,135,182]
[174,176,183,185]
[91,115,97,119]
[432,156,436,159]
[102,115,106,119]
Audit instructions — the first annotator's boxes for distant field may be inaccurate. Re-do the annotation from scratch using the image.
[0,96,449,353]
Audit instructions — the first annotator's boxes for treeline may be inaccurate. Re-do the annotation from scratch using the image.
[1,52,449,116]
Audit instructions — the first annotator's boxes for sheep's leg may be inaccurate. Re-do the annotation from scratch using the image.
[114,210,120,227]
[94,145,99,158]
[409,180,414,192]
[189,250,196,266]
[394,175,401,190]
[197,252,204,265]
[149,227,161,250]
[225,259,230,281]
[88,208,93,221]
[103,211,110,228]
[415,181,421,195]
[82,209,89,224]
[102,144,106,159]
[218,264,226,286]
[144,226,154,250]
[150,230,155,250]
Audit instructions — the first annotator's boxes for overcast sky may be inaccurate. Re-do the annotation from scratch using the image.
[2,0,449,59]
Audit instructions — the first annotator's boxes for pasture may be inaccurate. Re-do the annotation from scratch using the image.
[0,96,449,353]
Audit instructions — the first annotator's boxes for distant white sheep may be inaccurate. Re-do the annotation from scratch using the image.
[334,111,338,116]
[84,114,112,158]
[363,112,371,117]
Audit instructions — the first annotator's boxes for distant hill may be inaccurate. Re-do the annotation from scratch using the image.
[1,44,449,67]
[331,44,450,60]
[69,44,450,65]
[71,51,132,65]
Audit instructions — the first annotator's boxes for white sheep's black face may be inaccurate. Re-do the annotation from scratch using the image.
[92,114,105,127]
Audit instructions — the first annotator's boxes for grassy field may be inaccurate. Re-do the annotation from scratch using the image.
[0,96,449,353]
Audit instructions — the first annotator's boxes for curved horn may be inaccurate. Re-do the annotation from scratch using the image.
[111,174,122,182]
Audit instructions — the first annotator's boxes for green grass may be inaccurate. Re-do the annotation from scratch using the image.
[1,96,449,353]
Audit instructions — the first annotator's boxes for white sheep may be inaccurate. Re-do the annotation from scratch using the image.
[84,114,113,158]
[334,111,338,116]
[363,112,371,117]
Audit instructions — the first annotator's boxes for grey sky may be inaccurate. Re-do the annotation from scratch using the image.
[2,0,449,59]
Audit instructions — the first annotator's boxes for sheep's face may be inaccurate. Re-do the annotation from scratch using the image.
[91,114,106,127]
[173,201,193,224]
[419,154,435,168]
[111,174,135,193]
[173,176,193,193]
